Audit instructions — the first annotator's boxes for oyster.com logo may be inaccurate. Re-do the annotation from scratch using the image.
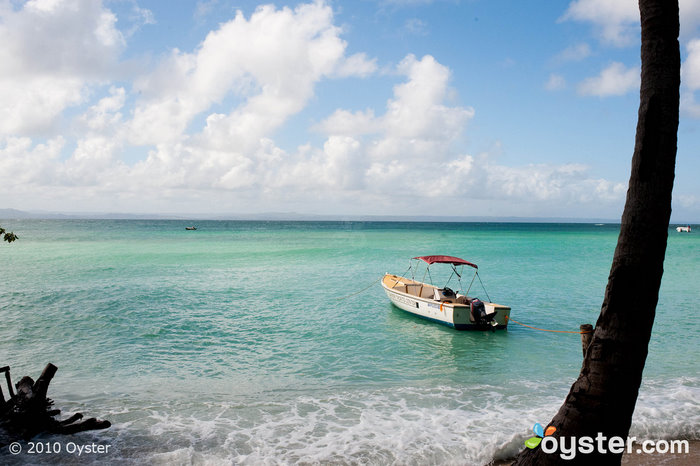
[521,422,689,460]
[524,422,556,449]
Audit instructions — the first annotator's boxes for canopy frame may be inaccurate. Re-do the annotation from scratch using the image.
[406,255,490,301]
[412,255,478,269]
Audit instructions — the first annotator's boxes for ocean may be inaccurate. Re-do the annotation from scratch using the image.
[0,220,698,465]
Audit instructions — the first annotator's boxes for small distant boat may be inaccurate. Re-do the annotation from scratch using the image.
[676,226,691,233]
[185,226,197,230]
[381,255,511,330]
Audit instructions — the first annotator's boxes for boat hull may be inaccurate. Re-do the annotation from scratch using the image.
[381,274,510,330]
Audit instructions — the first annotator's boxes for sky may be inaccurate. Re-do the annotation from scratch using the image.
[1,0,699,221]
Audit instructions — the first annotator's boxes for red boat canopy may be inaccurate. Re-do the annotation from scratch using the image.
[413,255,478,269]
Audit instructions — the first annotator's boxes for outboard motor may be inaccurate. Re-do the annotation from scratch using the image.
[470,298,497,328]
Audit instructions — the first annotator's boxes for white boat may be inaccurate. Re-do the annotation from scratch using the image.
[381,255,511,330]
[676,226,691,232]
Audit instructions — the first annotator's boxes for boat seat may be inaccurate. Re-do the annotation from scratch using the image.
[434,287,457,301]
[403,283,421,296]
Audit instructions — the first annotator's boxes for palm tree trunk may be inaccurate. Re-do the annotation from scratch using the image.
[513,1,680,464]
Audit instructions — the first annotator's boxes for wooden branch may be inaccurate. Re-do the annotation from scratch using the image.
[32,363,57,401]
[52,418,111,435]
[59,413,83,425]
[0,364,110,447]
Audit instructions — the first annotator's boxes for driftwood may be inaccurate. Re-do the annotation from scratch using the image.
[0,363,110,447]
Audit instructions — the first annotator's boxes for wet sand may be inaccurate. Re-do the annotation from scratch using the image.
[621,439,698,465]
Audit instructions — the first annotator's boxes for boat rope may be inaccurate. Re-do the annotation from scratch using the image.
[394,265,412,288]
[505,316,593,334]
[423,267,433,287]
[446,268,456,286]
[336,275,384,301]
[465,272,477,295]
[476,272,491,303]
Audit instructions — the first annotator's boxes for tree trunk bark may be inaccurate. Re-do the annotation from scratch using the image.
[513,1,679,464]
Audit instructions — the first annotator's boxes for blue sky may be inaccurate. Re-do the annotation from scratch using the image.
[1,0,699,221]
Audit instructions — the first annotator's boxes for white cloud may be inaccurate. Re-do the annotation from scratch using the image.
[679,0,700,41]
[307,55,627,212]
[561,0,638,46]
[373,55,473,144]
[554,43,592,62]
[683,39,700,91]
[0,75,85,135]
[562,0,700,44]
[315,54,477,200]
[681,39,700,117]
[469,161,625,204]
[578,62,639,97]
[269,54,476,202]
[121,53,476,206]
[318,54,474,142]
[78,87,126,132]
[124,1,156,36]
[545,74,566,91]
[0,0,632,217]
[0,0,126,135]
[62,136,127,186]
[334,52,378,78]
[438,159,629,219]
[52,1,377,201]
[563,0,700,115]
[0,136,65,186]
[128,1,364,146]
[680,88,700,117]
[314,109,378,136]
[404,18,428,35]
[676,193,699,209]
[381,0,436,5]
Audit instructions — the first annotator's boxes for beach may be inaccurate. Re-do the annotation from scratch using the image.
[622,440,699,465]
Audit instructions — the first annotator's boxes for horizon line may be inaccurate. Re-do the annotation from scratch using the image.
[2,207,696,224]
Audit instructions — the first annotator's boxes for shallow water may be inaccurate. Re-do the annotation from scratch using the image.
[0,220,698,464]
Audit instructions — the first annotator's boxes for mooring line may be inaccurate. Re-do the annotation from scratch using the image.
[505,316,593,334]
[336,275,383,301]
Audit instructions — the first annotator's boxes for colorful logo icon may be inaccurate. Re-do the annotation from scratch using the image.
[525,422,557,449]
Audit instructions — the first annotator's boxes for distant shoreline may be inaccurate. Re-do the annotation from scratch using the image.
[0,207,619,222]
[4,207,699,224]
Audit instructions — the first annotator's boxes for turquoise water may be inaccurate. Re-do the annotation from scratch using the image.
[0,220,698,464]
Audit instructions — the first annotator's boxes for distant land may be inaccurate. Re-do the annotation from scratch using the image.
[1,207,698,224]
[0,208,177,220]
[0,207,611,223]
